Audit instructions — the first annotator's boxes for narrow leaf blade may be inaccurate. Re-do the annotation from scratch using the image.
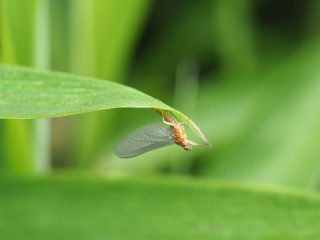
[0,64,210,144]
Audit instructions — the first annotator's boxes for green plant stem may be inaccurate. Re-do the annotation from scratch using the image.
[33,0,51,173]
[0,0,38,173]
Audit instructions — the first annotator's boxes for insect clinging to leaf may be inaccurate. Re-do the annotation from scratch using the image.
[114,110,208,158]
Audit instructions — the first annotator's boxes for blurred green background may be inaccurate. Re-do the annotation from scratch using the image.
[1,0,320,238]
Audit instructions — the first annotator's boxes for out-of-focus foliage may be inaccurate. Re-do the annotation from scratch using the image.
[0,0,320,183]
[2,176,320,239]
[106,0,320,190]
[1,0,320,237]
[0,0,39,173]
[1,0,320,186]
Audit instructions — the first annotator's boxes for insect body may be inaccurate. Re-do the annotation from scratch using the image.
[114,111,197,158]
[160,111,192,151]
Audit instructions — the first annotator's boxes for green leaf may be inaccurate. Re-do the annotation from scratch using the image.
[0,0,40,173]
[0,64,210,145]
[1,176,320,239]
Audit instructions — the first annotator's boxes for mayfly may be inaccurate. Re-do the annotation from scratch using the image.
[114,111,200,158]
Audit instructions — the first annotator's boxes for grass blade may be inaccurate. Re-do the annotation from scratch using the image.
[0,0,38,173]
[0,64,209,144]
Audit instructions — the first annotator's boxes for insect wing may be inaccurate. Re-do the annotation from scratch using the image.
[115,123,174,158]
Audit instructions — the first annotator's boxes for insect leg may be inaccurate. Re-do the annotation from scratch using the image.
[188,140,201,146]
[163,119,174,126]
[161,115,174,126]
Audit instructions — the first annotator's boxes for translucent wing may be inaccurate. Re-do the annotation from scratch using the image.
[115,123,174,158]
